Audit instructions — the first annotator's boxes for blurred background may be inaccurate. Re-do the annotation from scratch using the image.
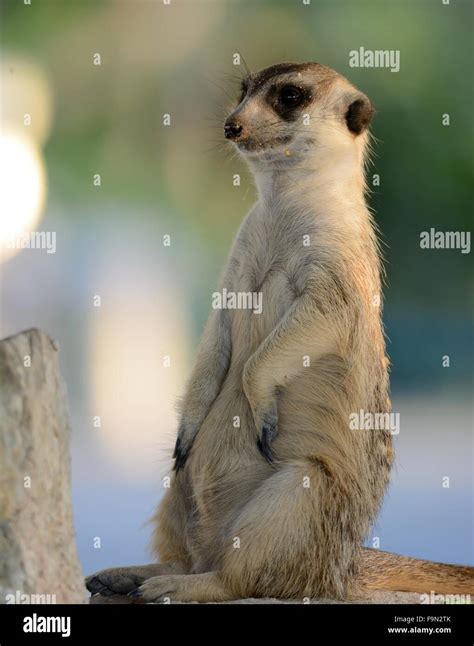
[0,0,472,575]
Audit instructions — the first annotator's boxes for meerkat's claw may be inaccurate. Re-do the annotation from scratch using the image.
[97,587,116,597]
[257,412,278,463]
[172,436,189,471]
[86,565,169,596]
[128,576,178,603]
[257,432,272,462]
[127,588,143,599]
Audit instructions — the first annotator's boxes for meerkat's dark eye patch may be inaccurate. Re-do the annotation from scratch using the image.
[269,84,312,120]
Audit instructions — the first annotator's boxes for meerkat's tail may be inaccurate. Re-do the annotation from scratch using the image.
[359,548,474,595]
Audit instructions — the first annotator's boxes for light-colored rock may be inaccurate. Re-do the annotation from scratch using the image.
[0,328,86,604]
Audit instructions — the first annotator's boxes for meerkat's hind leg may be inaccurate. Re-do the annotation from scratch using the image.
[86,562,187,596]
[129,572,234,603]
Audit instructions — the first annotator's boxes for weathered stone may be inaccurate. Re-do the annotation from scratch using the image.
[0,329,86,604]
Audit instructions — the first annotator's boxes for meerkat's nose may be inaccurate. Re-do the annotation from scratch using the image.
[224,120,243,140]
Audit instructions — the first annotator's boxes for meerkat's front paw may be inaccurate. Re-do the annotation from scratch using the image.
[128,572,232,603]
[86,567,148,596]
[128,575,181,603]
[244,400,278,462]
[257,415,278,463]
[242,362,279,461]
[173,416,201,471]
[257,405,278,463]
[86,564,171,596]
[246,396,279,462]
[172,435,188,471]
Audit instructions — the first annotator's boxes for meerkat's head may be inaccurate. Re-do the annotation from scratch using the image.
[224,62,374,167]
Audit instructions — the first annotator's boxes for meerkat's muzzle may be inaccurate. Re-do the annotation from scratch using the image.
[224,119,243,141]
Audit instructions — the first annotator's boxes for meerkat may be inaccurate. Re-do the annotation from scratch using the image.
[87,62,474,602]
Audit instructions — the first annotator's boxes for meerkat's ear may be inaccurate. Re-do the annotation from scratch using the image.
[345,94,374,135]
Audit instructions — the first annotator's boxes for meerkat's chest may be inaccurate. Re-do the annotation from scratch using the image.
[225,207,317,341]
[233,207,316,296]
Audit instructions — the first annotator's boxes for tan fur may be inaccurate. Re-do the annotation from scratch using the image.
[356,549,474,596]
[86,62,473,602]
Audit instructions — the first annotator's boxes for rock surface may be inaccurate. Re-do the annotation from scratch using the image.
[89,589,421,604]
[0,329,86,604]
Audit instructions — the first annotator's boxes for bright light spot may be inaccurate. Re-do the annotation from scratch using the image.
[0,133,46,262]
[0,58,52,146]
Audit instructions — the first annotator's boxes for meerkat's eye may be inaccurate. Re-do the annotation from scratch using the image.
[278,85,303,108]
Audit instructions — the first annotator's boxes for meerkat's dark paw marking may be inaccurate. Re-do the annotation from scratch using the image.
[86,581,116,597]
[257,415,278,463]
[86,566,163,596]
[172,436,189,471]
[128,576,178,603]
[127,588,142,599]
